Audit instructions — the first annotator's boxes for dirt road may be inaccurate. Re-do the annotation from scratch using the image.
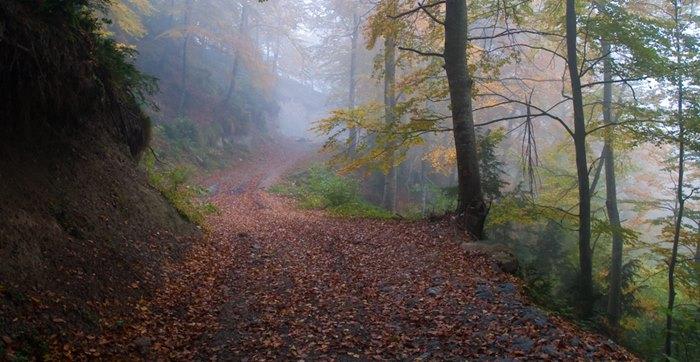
[88,138,635,360]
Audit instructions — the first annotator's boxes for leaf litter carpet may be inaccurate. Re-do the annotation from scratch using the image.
[86,141,636,360]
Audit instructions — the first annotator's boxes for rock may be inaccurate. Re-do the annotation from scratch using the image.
[504,299,523,309]
[481,314,496,324]
[492,251,519,274]
[513,336,534,353]
[207,183,219,195]
[519,307,549,327]
[495,358,516,362]
[378,283,392,293]
[416,351,432,360]
[431,274,446,284]
[426,286,442,297]
[459,242,519,274]
[542,344,558,356]
[496,283,517,295]
[475,283,493,301]
[133,336,152,355]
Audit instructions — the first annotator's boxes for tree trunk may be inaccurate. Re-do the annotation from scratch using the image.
[382,29,397,212]
[565,0,594,317]
[272,35,281,76]
[600,39,625,331]
[695,228,700,278]
[176,0,192,117]
[665,1,685,353]
[421,156,428,216]
[589,149,604,195]
[444,0,486,239]
[347,10,360,154]
[221,5,249,109]
[665,86,684,358]
[155,0,177,71]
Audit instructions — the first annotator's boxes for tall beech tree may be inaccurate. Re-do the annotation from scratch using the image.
[375,0,489,238]
[443,0,487,238]
[381,0,398,212]
[564,0,595,317]
[177,0,192,116]
[319,0,527,237]
[220,4,250,111]
[348,6,361,153]
[483,0,664,317]
[660,0,698,354]
[601,38,625,330]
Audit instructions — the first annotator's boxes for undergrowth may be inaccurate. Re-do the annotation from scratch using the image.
[143,153,217,226]
[152,117,249,171]
[271,164,394,219]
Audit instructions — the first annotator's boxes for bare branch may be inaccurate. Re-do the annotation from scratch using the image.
[468,29,565,42]
[398,46,444,58]
[390,1,446,20]
[580,77,647,88]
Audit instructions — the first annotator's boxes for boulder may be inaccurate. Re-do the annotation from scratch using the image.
[459,242,519,274]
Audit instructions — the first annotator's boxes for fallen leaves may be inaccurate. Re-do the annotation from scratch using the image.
[60,141,637,360]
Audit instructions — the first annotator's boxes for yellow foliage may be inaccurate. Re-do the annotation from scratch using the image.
[424,145,456,175]
[106,0,154,38]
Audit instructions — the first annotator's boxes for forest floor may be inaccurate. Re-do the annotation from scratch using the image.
[76,138,637,360]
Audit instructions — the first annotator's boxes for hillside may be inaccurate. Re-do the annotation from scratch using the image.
[0,2,199,358]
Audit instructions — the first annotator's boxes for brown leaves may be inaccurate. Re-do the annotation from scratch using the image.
[59,141,636,360]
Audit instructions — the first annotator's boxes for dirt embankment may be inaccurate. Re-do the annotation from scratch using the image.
[0,2,199,358]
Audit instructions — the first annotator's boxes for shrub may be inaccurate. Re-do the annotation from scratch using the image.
[272,164,393,219]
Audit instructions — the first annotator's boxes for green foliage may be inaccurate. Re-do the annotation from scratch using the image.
[478,128,507,201]
[521,262,566,311]
[619,270,700,360]
[151,117,247,171]
[94,36,158,108]
[162,117,200,147]
[271,164,394,219]
[314,103,420,174]
[429,185,459,215]
[490,217,581,316]
[670,305,700,360]
[143,153,217,226]
[36,0,156,105]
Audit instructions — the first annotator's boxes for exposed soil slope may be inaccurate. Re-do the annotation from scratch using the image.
[0,2,198,358]
[77,139,636,360]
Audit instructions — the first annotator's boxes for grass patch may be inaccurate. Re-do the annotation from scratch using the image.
[271,164,394,219]
[143,153,217,226]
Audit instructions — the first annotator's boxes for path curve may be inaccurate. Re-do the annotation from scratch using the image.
[87,138,636,360]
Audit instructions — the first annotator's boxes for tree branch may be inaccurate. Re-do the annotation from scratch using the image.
[398,46,444,58]
[390,1,446,20]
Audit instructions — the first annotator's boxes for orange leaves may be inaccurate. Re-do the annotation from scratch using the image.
[56,140,636,360]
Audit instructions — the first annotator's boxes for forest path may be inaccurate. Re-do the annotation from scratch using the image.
[94,138,635,360]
